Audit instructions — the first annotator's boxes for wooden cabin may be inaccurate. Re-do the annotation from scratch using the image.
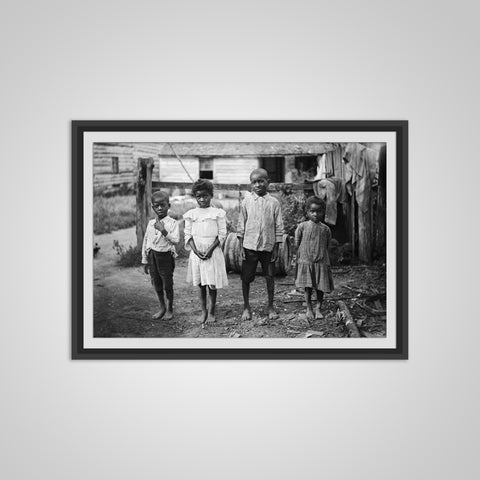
[92,142,342,192]
[153,142,340,184]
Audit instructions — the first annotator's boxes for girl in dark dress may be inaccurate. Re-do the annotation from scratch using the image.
[294,197,334,320]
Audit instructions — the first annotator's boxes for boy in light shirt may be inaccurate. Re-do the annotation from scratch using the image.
[142,191,179,320]
[237,168,284,320]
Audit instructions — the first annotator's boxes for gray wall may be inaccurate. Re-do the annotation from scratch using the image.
[1,1,478,479]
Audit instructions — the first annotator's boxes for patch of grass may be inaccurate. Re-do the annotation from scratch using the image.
[113,240,142,267]
[94,195,136,234]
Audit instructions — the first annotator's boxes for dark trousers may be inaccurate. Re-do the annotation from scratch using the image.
[241,248,274,284]
[148,250,175,294]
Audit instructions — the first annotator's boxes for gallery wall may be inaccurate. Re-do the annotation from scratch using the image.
[1,1,478,479]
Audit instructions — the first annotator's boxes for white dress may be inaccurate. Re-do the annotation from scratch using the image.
[183,207,228,289]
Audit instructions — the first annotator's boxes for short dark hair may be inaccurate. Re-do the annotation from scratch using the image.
[305,196,326,214]
[249,168,269,181]
[191,178,214,196]
[152,190,170,203]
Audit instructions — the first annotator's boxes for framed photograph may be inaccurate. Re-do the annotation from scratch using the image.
[72,121,408,359]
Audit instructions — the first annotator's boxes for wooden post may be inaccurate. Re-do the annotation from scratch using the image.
[350,191,356,260]
[135,157,154,250]
[376,144,387,254]
[358,205,372,263]
[357,172,373,264]
[358,161,373,263]
[145,157,154,220]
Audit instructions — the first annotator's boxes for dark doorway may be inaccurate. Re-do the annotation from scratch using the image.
[259,157,284,182]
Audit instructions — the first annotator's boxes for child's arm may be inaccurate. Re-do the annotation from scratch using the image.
[204,210,227,259]
[236,200,247,242]
[184,214,205,259]
[274,201,285,243]
[271,201,285,263]
[165,219,180,245]
[187,238,205,259]
[294,223,303,250]
[237,200,247,260]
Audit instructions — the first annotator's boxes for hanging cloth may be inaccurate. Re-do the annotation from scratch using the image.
[312,176,347,226]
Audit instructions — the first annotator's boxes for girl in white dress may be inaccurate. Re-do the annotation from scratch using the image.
[183,179,228,325]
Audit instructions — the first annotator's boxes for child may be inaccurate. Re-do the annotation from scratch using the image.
[237,168,284,320]
[142,191,180,320]
[294,196,334,320]
[183,179,228,326]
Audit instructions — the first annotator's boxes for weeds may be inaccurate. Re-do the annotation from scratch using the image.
[94,195,136,234]
[279,193,306,236]
[113,240,142,267]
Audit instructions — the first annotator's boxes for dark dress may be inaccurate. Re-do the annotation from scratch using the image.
[294,220,334,292]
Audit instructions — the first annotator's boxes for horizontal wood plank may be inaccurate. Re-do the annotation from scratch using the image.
[153,181,314,191]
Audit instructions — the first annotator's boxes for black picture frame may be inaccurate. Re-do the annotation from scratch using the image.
[72,120,408,360]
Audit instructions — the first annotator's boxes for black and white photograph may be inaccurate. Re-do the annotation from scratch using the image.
[73,121,407,359]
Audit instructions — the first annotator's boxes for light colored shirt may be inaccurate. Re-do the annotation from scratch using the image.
[141,216,179,263]
[237,192,284,252]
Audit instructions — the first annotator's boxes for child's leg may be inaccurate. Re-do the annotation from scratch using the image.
[162,255,175,320]
[261,252,278,320]
[265,274,278,319]
[149,252,166,320]
[304,287,314,320]
[315,290,325,319]
[199,286,208,324]
[206,286,217,323]
[164,285,174,320]
[241,281,252,320]
[241,249,257,320]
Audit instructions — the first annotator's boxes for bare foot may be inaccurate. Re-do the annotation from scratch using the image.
[199,310,208,324]
[306,307,314,320]
[268,308,278,320]
[241,308,252,321]
[152,308,166,320]
[164,310,174,320]
[206,313,216,324]
[315,305,323,319]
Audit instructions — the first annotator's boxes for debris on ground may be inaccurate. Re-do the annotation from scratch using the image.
[93,227,386,339]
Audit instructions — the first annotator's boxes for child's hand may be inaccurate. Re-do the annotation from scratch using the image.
[203,250,213,260]
[144,264,150,275]
[240,248,246,261]
[270,243,280,263]
[154,219,165,232]
[194,249,206,260]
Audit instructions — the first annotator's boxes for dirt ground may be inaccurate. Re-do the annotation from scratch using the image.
[94,227,386,338]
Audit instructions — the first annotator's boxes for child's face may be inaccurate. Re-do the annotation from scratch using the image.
[151,197,170,218]
[307,203,324,223]
[250,172,269,196]
[195,189,212,208]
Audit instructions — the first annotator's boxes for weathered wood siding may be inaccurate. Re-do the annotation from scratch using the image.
[93,144,134,174]
[93,144,136,190]
[157,156,261,183]
[214,157,259,183]
[157,156,199,182]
